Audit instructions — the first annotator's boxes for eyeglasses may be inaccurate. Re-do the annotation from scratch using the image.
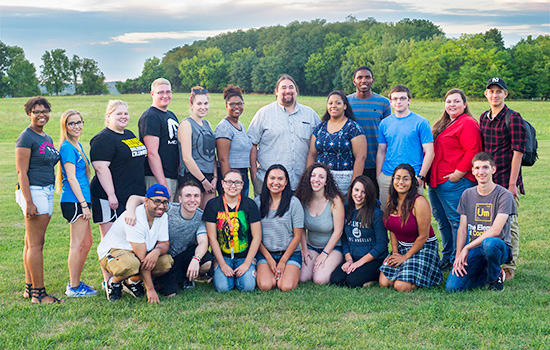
[228,102,244,108]
[67,120,84,128]
[31,110,50,116]
[154,90,172,95]
[151,199,169,206]
[223,180,243,187]
[393,176,411,182]
[390,97,408,102]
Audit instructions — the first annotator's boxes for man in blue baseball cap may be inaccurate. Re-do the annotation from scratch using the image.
[97,184,174,303]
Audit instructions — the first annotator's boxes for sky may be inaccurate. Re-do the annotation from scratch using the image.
[0,0,548,81]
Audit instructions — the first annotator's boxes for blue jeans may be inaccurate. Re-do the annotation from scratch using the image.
[213,256,256,292]
[429,178,474,263]
[446,237,511,292]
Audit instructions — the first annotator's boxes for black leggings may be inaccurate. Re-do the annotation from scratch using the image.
[330,258,384,288]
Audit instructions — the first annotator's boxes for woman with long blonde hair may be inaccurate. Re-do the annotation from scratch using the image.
[57,109,96,297]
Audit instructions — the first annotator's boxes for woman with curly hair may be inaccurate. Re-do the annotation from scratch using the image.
[295,162,345,284]
[379,164,443,292]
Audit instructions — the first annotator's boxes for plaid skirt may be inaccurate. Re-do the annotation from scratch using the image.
[379,237,443,287]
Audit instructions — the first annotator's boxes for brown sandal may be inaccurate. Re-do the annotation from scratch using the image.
[31,287,64,304]
[23,283,32,299]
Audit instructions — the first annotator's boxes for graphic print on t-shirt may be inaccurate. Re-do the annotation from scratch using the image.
[475,203,493,222]
[216,210,250,255]
[39,141,60,161]
[122,138,147,157]
[167,119,179,145]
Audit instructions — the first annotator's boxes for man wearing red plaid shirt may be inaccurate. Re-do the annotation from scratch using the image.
[480,77,526,281]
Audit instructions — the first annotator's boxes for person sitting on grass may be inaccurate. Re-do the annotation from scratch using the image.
[204,169,262,292]
[255,164,304,292]
[97,184,173,303]
[330,176,388,288]
[446,152,514,292]
[124,181,213,297]
[378,164,443,292]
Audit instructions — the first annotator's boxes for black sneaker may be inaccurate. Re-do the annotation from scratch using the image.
[489,269,505,292]
[123,279,145,298]
[440,260,453,271]
[106,277,123,301]
[181,279,195,291]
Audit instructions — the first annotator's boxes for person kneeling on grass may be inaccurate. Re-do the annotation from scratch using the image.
[330,176,388,288]
[446,152,514,292]
[97,184,174,302]
[124,181,213,297]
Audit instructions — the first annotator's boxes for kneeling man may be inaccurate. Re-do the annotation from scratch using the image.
[97,184,174,302]
[446,152,514,292]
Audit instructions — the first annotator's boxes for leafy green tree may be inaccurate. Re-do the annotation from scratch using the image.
[251,47,285,93]
[179,47,229,91]
[41,49,70,95]
[68,55,82,94]
[138,57,165,92]
[6,55,41,97]
[80,58,108,95]
[511,35,550,99]
[305,33,349,95]
[228,48,259,92]
[162,45,197,91]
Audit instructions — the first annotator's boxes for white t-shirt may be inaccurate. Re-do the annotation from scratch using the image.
[97,204,169,259]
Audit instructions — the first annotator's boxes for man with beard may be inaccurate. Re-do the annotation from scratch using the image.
[97,184,173,303]
[248,74,320,195]
[139,78,180,201]
[347,66,391,197]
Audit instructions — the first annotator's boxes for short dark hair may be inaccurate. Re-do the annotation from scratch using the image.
[353,66,373,79]
[223,168,243,180]
[472,152,495,167]
[389,84,411,100]
[178,181,202,196]
[25,97,51,115]
[223,84,243,102]
[275,74,299,94]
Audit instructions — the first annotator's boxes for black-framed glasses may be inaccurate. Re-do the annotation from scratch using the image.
[31,110,50,115]
[228,102,244,108]
[151,199,169,206]
[223,180,243,187]
[67,120,84,128]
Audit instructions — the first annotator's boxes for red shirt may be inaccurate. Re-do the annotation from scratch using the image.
[430,114,482,187]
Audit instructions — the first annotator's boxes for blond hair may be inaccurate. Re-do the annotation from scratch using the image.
[56,109,90,193]
[105,100,129,127]
[151,78,171,91]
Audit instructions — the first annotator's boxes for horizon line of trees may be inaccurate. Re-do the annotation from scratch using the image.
[2,17,549,99]
[117,17,550,100]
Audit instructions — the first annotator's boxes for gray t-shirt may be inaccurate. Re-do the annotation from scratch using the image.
[457,185,515,248]
[215,118,252,169]
[304,200,341,249]
[179,117,216,176]
[254,196,304,253]
[16,128,60,186]
[166,203,206,257]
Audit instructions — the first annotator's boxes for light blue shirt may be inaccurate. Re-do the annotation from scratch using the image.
[248,101,320,190]
[378,112,433,176]
[215,118,252,169]
[60,140,91,203]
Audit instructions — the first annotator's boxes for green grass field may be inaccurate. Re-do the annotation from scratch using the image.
[0,94,548,349]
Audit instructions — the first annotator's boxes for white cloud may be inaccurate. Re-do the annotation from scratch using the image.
[96,29,243,45]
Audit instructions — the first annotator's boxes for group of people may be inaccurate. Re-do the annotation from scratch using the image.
[15,69,526,303]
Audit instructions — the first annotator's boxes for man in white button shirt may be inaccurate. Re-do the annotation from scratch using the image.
[248,74,320,195]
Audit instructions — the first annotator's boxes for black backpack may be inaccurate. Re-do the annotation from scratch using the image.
[503,109,538,166]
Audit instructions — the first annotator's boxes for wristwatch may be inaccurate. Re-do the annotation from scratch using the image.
[417,174,426,181]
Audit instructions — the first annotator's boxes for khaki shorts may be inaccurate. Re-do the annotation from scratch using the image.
[100,248,174,279]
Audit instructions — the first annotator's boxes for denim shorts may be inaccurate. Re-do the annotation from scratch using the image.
[307,244,343,255]
[15,184,55,216]
[257,250,302,269]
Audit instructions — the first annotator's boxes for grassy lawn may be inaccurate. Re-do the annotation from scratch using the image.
[0,93,548,349]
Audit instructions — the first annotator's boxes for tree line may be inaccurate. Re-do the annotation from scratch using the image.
[0,44,108,97]
[2,18,549,99]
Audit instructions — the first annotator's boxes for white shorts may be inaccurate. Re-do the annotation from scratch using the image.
[16,184,55,216]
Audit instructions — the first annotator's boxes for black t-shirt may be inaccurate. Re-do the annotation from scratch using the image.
[90,128,147,203]
[138,106,179,179]
[203,195,261,259]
